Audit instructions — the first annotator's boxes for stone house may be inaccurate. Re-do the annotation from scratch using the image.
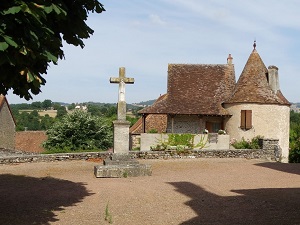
[136,43,290,162]
[0,95,16,149]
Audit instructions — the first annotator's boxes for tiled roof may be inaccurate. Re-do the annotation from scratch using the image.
[129,114,167,134]
[0,95,5,108]
[0,94,16,125]
[224,49,290,105]
[139,63,236,115]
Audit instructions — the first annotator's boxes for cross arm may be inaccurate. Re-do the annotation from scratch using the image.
[110,77,135,84]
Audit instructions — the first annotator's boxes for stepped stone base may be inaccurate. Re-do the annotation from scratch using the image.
[94,164,152,178]
[94,153,152,178]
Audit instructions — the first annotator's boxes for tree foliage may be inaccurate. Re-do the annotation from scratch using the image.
[56,105,67,119]
[87,103,117,117]
[0,0,105,100]
[14,109,55,131]
[289,111,300,162]
[43,110,112,151]
[42,99,52,109]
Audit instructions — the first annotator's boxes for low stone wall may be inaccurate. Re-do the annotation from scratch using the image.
[0,152,109,164]
[132,149,276,161]
[259,138,279,150]
[0,149,277,164]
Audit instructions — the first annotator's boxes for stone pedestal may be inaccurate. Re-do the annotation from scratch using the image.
[94,153,152,178]
[113,120,130,153]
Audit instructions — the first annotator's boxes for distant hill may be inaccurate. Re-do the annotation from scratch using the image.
[294,103,300,108]
[133,99,156,106]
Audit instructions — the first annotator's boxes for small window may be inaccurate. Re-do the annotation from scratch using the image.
[241,110,252,130]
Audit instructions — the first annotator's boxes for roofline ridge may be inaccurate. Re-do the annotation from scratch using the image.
[168,63,228,66]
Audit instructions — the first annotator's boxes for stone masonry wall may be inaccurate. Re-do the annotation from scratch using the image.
[0,149,277,164]
[167,115,201,133]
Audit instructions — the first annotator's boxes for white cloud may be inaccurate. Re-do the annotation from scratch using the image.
[149,14,167,25]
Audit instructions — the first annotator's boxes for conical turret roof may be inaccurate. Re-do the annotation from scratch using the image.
[225,48,290,105]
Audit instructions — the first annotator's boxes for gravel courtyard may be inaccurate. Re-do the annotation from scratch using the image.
[0,158,299,225]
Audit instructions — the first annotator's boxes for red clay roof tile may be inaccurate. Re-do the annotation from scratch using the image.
[140,63,235,115]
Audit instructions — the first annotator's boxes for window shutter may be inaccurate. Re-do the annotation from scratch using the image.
[245,110,252,129]
[205,122,212,133]
[241,110,252,130]
[241,110,246,129]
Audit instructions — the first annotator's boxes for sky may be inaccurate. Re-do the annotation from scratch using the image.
[7,0,300,104]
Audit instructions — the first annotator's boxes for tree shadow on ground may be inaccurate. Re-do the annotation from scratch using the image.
[168,182,300,225]
[0,174,93,225]
[255,162,300,175]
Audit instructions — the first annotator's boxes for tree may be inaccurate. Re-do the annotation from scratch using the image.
[68,103,76,110]
[15,110,41,130]
[56,105,67,119]
[42,99,52,109]
[31,101,42,109]
[52,102,61,110]
[40,114,55,130]
[87,104,102,116]
[289,111,300,162]
[43,110,112,151]
[0,1,105,100]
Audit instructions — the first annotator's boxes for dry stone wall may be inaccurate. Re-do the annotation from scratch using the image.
[0,149,277,164]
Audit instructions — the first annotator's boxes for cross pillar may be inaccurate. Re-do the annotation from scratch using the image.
[110,67,134,153]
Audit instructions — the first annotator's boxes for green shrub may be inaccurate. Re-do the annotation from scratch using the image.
[43,110,112,152]
[231,136,263,149]
[148,129,158,133]
[249,135,263,149]
[151,133,208,151]
[168,133,194,148]
[132,147,140,151]
[231,137,251,149]
[289,148,300,163]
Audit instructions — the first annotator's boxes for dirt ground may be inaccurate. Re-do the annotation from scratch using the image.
[0,158,299,225]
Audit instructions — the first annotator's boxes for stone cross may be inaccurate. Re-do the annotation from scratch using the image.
[110,67,134,121]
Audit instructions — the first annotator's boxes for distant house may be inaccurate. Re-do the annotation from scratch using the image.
[75,105,87,110]
[0,95,16,149]
[137,43,290,162]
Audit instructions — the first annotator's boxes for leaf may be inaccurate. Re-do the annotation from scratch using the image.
[20,70,26,76]
[34,74,43,83]
[45,51,58,63]
[29,31,39,41]
[33,3,45,9]
[0,42,9,51]
[3,6,22,15]
[42,27,54,35]
[3,35,18,48]
[26,70,34,83]
[44,5,53,14]
[52,4,67,16]
[19,46,27,55]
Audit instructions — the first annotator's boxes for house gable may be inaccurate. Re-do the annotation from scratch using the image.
[0,95,16,149]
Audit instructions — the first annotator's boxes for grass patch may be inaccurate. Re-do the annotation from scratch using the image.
[105,201,113,224]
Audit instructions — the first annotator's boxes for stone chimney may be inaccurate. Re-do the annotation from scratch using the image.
[267,65,280,94]
[227,54,233,65]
